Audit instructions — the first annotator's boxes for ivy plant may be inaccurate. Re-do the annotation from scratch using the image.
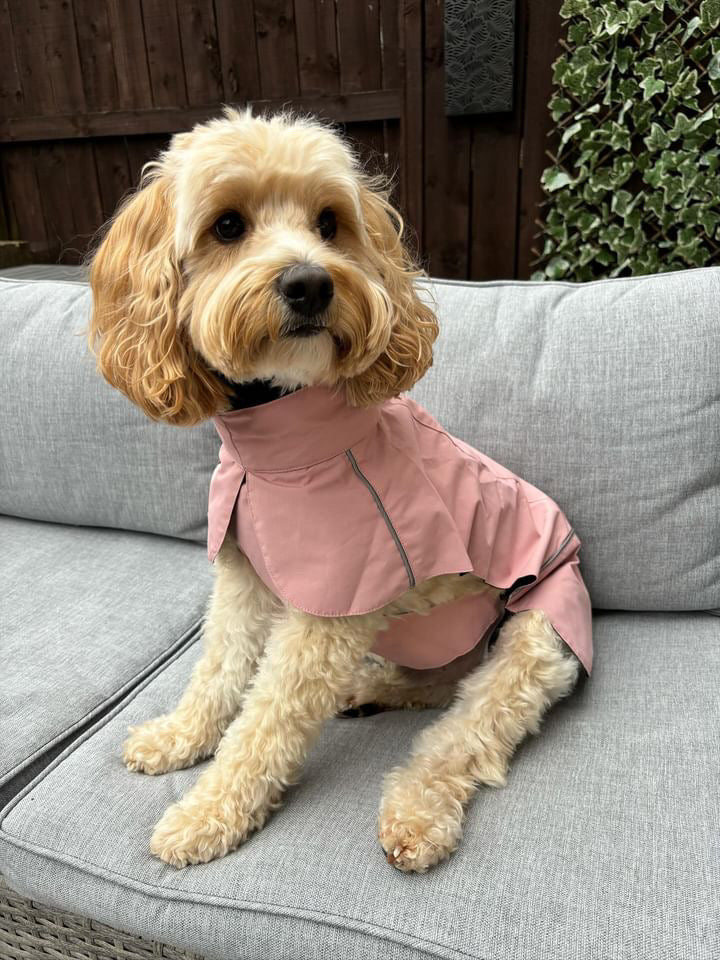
[534,0,720,281]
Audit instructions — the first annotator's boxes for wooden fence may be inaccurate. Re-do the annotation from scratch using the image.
[0,1,561,280]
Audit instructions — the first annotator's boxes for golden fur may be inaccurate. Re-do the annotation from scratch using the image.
[90,109,579,872]
[90,109,437,422]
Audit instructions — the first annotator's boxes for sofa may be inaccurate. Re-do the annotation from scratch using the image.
[0,264,718,960]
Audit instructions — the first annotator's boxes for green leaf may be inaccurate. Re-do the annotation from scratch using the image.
[560,120,584,149]
[671,68,700,101]
[543,168,574,193]
[560,0,591,17]
[615,47,633,73]
[545,256,571,280]
[682,15,701,43]
[708,53,720,80]
[640,76,665,100]
[700,0,720,31]
[668,112,694,141]
[627,1,652,29]
[611,190,634,217]
[644,123,670,151]
[550,95,573,120]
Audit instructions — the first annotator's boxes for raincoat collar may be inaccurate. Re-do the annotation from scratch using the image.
[212,385,381,473]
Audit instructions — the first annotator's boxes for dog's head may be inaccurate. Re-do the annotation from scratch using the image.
[89,109,437,425]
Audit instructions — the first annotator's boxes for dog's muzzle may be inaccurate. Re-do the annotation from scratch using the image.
[278,264,334,336]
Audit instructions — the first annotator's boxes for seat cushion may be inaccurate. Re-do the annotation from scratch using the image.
[1,611,717,960]
[413,269,720,610]
[0,516,212,805]
[0,275,218,542]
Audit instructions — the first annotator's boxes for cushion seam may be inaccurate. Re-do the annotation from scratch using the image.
[0,833,482,960]
[0,615,208,789]
[418,265,720,290]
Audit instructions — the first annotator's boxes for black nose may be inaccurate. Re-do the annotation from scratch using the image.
[278,264,334,318]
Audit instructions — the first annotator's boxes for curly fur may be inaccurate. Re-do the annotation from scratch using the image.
[90,110,580,872]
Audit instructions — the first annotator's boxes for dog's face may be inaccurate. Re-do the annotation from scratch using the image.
[89,109,437,425]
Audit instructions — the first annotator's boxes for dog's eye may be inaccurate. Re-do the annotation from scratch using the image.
[213,211,246,243]
[317,208,337,241]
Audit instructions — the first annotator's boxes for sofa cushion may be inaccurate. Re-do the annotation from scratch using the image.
[0,275,218,542]
[0,515,212,806]
[1,611,717,960]
[3,266,719,609]
[414,269,720,610]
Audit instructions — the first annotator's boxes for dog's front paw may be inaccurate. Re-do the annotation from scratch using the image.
[123,716,212,775]
[150,797,249,867]
[377,768,464,873]
[150,779,277,868]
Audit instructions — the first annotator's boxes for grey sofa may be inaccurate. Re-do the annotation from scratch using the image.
[1,265,718,960]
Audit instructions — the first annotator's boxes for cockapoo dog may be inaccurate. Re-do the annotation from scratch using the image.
[89,108,592,873]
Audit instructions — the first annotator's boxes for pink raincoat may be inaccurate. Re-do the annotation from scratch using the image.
[208,386,593,674]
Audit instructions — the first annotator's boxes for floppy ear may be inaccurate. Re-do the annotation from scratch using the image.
[345,183,438,407]
[89,174,227,425]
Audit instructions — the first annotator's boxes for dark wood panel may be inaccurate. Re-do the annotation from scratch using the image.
[0,91,403,142]
[470,119,520,280]
[381,0,403,89]
[384,120,404,210]
[517,0,562,278]
[105,0,154,110]
[7,0,55,116]
[61,142,105,259]
[400,0,423,240]
[93,140,134,222]
[141,0,188,108]
[33,143,78,261]
[347,122,387,177]
[213,0,260,100]
[294,0,339,96]
[0,0,562,278]
[176,0,223,106]
[254,0,299,99]
[125,135,171,187]
[1,145,48,253]
[73,0,119,113]
[0,0,25,118]
[42,0,86,113]
[336,1,382,93]
[423,0,471,278]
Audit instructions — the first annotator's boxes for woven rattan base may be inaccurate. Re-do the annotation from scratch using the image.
[0,874,203,960]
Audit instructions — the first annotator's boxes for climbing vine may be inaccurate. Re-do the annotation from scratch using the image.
[534,0,720,280]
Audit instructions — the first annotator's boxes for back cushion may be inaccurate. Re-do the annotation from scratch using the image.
[412,269,720,611]
[0,276,217,542]
[2,267,718,610]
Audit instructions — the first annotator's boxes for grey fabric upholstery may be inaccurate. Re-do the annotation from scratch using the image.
[414,270,720,611]
[0,276,218,542]
[0,516,212,803]
[1,611,718,960]
[2,268,719,610]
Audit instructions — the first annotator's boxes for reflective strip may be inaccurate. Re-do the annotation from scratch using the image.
[540,527,576,572]
[345,450,416,589]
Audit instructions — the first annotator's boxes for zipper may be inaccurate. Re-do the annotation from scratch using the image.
[345,450,416,589]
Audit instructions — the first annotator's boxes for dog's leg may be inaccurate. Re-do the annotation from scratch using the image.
[123,542,280,775]
[377,609,580,872]
[150,606,384,867]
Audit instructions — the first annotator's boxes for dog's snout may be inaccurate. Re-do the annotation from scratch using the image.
[278,264,334,318]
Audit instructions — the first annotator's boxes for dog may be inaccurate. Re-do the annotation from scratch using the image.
[89,108,592,873]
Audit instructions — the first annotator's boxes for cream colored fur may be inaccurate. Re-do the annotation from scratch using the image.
[89,110,581,872]
[126,543,579,872]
